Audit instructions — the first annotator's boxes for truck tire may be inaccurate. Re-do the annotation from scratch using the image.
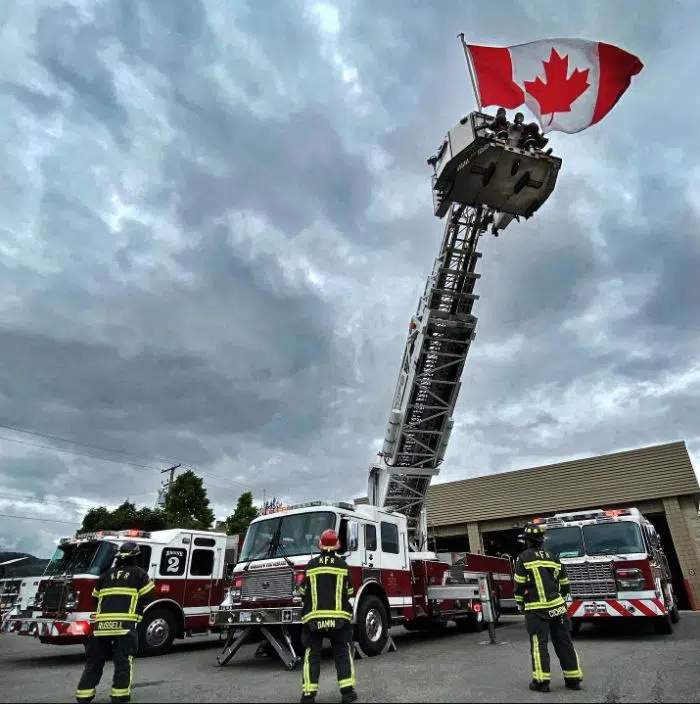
[354,596,389,656]
[653,613,673,635]
[570,619,581,637]
[455,613,480,633]
[670,604,680,624]
[138,608,176,657]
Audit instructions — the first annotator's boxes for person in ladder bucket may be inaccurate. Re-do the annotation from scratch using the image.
[514,523,584,693]
[75,541,155,704]
[299,528,358,704]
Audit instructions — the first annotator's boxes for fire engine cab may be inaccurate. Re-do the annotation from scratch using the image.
[3,527,241,656]
[539,508,680,635]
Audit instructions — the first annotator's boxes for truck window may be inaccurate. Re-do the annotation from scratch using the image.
[190,549,215,577]
[380,522,399,554]
[582,521,645,556]
[194,537,217,547]
[135,545,152,572]
[544,526,583,558]
[365,524,377,552]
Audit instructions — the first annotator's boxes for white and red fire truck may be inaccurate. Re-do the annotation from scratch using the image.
[539,508,680,635]
[211,110,563,669]
[4,527,242,656]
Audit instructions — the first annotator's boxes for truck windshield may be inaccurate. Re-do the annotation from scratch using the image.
[240,511,337,561]
[582,521,645,556]
[543,526,584,558]
[44,541,118,576]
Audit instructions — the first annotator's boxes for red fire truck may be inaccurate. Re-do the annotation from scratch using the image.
[212,501,513,668]
[539,508,680,635]
[211,110,561,668]
[4,527,242,656]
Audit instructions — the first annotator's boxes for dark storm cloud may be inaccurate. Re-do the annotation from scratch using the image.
[1,0,699,556]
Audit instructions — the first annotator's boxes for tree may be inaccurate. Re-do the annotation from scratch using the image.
[224,491,259,535]
[80,502,172,533]
[81,506,113,532]
[164,469,215,531]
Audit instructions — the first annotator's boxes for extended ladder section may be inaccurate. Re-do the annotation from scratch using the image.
[368,111,563,551]
[368,202,485,548]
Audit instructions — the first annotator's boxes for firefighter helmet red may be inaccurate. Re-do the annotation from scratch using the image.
[318,529,340,551]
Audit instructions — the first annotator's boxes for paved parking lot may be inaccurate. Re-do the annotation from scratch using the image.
[2,613,699,703]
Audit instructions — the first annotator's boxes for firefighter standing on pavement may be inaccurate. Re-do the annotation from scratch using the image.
[514,523,583,693]
[298,529,358,704]
[75,541,155,704]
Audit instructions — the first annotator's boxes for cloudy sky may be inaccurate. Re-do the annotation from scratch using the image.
[1,0,699,558]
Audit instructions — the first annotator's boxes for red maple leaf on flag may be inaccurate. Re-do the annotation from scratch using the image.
[523,48,590,125]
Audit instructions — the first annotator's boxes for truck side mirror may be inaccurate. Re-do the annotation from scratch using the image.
[347,521,359,552]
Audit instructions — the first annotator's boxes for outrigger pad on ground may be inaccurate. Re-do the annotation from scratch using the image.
[353,634,397,660]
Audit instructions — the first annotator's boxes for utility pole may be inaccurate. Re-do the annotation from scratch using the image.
[156,464,181,509]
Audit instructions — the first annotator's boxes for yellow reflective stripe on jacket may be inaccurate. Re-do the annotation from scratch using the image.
[514,574,527,584]
[139,581,155,596]
[523,596,565,611]
[306,567,348,578]
[301,609,352,623]
[94,612,141,622]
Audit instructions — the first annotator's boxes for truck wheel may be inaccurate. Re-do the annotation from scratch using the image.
[570,619,581,637]
[653,614,673,635]
[670,605,680,624]
[355,596,389,656]
[138,608,176,657]
[455,614,480,633]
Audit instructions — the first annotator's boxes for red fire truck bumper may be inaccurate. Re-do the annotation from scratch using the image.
[4,614,93,643]
[567,598,667,618]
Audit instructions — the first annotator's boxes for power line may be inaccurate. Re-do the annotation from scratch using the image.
[0,512,77,525]
[0,433,162,469]
[0,421,177,466]
[0,422,255,493]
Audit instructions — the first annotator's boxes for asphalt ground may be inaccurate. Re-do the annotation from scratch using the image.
[2,613,699,703]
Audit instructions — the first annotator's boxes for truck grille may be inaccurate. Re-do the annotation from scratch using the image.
[42,584,69,612]
[241,568,294,601]
[566,561,617,598]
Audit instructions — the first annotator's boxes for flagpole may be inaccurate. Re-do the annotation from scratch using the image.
[458,33,482,112]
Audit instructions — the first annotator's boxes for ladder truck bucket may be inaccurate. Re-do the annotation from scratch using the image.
[430,111,562,224]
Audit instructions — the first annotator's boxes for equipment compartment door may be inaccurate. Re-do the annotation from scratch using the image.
[186,537,219,624]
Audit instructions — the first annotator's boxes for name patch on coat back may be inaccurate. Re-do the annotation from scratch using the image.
[96,621,122,630]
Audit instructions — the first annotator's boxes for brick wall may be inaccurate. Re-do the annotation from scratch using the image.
[663,496,700,609]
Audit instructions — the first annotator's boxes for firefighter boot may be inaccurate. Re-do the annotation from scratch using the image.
[341,687,358,703]
[565,679,582,691]
[299,695,315,704]
[529,681,551,693]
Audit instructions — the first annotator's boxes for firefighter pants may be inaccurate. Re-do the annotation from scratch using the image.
[525,610,583,684]
[76,631,138,703]
[301,623,356,697]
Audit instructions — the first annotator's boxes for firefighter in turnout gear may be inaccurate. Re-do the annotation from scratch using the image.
[299,529,358,704]
[514,523,583,693]
[75,542,155,704]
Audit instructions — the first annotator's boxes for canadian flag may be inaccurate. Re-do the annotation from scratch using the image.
[463,39,643,134]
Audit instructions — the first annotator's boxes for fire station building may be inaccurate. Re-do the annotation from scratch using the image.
[425,441,700,611]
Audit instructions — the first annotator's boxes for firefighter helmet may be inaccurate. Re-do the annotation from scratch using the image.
[518,523,545,545]
[318,529,340,552]
[117,541,141,560]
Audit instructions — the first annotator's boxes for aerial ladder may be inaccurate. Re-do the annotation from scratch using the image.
[368,110,561,551]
